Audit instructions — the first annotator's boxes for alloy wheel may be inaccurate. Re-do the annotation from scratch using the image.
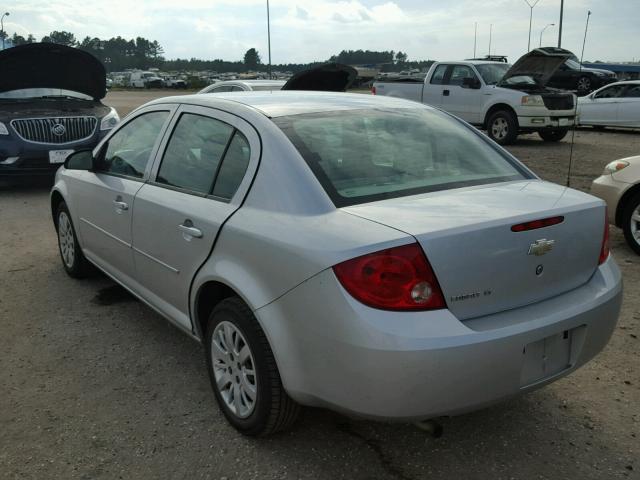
[630,204,640,247]
[210,320,257,418]
[491,117,508,140]
[577,77,591,92]
[58,211,75,268]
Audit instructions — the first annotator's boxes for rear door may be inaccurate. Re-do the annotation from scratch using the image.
[618,84,640,127]
[73,107,174,283]
[130,105,259,330]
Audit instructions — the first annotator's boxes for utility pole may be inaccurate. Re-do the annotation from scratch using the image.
[558,0,564,47]
[474,22,477,58]
[488,24,492,56]
[523,0,540,51]
[266,0,272,79]
[0,12,9,50]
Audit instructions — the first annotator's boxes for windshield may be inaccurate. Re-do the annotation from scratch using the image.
[500,75,538,86]
[0,88,92,101]
[476,63,510,85]
[251,85,284,91]
[275,108,529,207]
[565,59,581,70]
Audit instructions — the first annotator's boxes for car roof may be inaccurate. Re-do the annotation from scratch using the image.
[216,79,286,87]
[148,91,426,118]
[437,60,507,66]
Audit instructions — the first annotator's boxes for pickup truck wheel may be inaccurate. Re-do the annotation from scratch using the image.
[56,202,91,278]
[538,129,568,142]
[621,192,640,255]
[487,110,518,145]
[577,76,592,94]
[205,297,300,436]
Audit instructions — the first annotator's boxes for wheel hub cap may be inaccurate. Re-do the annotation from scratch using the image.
[210,321,257,418]
[631,205,640,246]
[492,118,508,140]
[58,212,75,268]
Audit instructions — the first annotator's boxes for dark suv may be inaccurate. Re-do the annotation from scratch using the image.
[0,43,119,185]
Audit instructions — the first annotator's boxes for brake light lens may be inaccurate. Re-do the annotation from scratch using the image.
[511,216,564,232]
[598,209,610,265]
[371,86,377,95]
[332,243,446,311]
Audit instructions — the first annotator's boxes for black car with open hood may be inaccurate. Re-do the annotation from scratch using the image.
[282,63,357,92]
[0,43,119,185]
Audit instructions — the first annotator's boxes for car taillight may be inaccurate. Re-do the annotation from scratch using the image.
[598,208,610,265]
[332,243,446,311]
[511,216,564,232]
[371,86,377,95]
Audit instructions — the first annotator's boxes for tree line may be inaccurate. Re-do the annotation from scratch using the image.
[3,31,431,73]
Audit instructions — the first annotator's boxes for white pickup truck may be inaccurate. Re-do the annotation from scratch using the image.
[373,47,577,145]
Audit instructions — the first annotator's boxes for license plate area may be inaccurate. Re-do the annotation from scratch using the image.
[49,149,74,164]
[520,326,583,387]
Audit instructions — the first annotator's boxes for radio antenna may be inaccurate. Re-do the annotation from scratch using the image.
[566,10,592,187]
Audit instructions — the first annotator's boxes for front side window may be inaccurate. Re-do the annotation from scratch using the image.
[275,108,529,207]
[97,111,169,178]
[595,85,626,99]
[449,65,477,86]
[156,113,234,194]
[430,65,449,85]
[622,85,640,98]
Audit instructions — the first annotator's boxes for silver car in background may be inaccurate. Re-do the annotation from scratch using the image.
[198,79,285,94]
[51,92,622,436]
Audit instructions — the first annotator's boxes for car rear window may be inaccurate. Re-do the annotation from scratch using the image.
[274,108,530,207]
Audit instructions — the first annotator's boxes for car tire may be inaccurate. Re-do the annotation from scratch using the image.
[593,125,606,131]
[55,202,91,278]
[205,297,300,436]
[538,129,569,142]
[577,76,592,94]
[487,110,518,145]
[621,192,640,255]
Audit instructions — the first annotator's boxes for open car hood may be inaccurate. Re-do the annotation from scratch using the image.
[0,43,106,100]
[499,47,574,88]
[282,63,357,92]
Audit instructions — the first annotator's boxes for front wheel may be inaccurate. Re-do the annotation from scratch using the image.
[538,129,569,142]
[205,297,300,436]
[621,192,640,255]
[486,110,518,145]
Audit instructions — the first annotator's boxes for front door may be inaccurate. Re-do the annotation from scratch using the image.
[131,106,259,330]
[443,64,484,123]
[580,84,626,126]
[74,109,172,283]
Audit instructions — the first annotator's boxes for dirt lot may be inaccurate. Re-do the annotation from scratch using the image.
[1,91,639,479]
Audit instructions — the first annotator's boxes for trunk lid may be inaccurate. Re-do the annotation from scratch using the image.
[498,47,574,88]
[343,180,605,320]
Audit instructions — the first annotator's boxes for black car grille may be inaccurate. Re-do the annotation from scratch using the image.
[542,95,574,110]
[10,117,98,144]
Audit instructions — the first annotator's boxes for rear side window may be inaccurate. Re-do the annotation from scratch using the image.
[275,108,529,207]
[156,113,234,194]
[430,65,449,85]
[623,85,640,98]
[212,132,251,199]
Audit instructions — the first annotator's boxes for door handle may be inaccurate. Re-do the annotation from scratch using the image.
[443,89,450,96]
[178,224,203,239]
[113,200,129,211]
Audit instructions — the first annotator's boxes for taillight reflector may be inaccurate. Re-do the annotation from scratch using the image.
[332,243,446,311]
[511,216,564,232]
[371,86,377,95]
[598,209,610,265]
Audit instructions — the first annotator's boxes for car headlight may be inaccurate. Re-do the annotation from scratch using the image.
[521,95,545,107]
[100,108,120,131]
[603,160,629,175]
[0,122,8,135]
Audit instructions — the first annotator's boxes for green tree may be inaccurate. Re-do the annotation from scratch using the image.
[395,51,408,64]
[243,48,261,70]
[42,30,77,47]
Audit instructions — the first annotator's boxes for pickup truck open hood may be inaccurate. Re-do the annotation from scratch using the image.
[499,47,574,88]
[0,43,106,100]
[282,63,357,92]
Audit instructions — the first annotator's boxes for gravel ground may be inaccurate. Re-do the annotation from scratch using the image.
[1,91,639,479]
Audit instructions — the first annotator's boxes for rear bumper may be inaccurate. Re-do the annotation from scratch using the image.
[591,174,632,226]
[257,257,622,420]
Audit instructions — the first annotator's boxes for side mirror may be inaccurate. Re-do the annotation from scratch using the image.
[64,150,94,171]
[462,77,481,89]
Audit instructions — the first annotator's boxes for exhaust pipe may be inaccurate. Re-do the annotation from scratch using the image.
[414,419,443,438]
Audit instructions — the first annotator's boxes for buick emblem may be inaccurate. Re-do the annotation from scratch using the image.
[528,238,555,256]
[51,123,66,136]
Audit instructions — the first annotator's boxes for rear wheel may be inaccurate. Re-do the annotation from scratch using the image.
[593,125,606,131]
[205,297,300,436]
[538,129,568,142]
[621,192,640,255]
[577,76,592,94]
[56,202,91,278]
[487,110,518,145]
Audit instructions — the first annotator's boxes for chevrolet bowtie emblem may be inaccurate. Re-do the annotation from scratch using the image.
[528,238,555,256]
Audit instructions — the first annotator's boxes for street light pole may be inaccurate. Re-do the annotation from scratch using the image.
[266,0,272,79]
[539,23,555,47]
[473,22,477,58]
[1,12,9,50]
[558,0,564,47]
[523,0,540,51]
[488,24,492,57]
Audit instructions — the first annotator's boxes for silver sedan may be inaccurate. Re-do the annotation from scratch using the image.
[51,92,622,436]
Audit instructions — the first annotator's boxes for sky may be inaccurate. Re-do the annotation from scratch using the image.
[4,0,640,64]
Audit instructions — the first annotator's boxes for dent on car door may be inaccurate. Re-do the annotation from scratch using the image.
[130,106,258,331]
[73,109,172,282]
